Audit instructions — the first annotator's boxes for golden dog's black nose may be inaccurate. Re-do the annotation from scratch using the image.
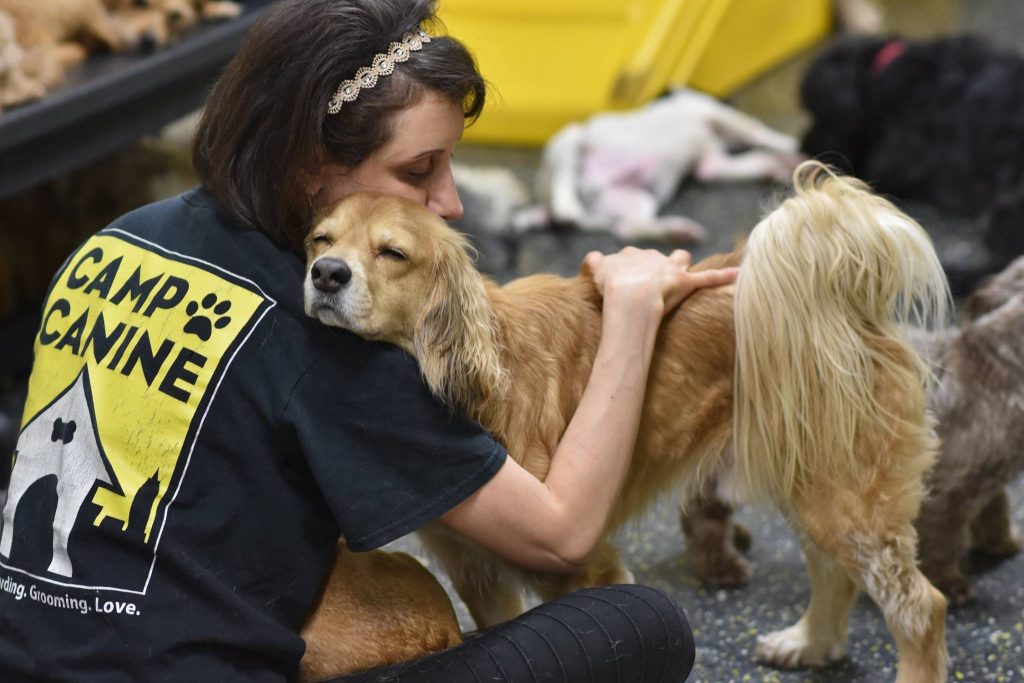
[311,258,352,292]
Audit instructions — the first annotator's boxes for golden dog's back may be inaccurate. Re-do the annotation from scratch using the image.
[485,250,742,528]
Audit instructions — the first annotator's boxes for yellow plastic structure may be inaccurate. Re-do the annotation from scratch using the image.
[436,0,831,145]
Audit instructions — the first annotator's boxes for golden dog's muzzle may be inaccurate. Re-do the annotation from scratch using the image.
[310,257,353,293]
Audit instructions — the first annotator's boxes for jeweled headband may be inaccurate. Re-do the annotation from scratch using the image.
[326,29,432,115]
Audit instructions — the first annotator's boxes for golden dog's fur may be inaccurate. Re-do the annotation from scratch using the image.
[303,162,951,682]
[298,543,461,682]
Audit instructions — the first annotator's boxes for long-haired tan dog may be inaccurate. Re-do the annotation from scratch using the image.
[685,256,1024,607]
[303,161,951,682]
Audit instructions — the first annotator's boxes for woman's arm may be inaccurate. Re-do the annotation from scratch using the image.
[440,248,739,574]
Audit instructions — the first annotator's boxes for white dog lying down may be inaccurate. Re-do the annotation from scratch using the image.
[514,88,802,242]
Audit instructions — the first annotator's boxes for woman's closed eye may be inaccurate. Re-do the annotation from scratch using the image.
[401,158,434,184]
[404,161,432,182]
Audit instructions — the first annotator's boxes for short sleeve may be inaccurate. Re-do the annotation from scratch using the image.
[282,335,507,551]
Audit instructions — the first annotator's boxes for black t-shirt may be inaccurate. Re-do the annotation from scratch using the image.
[0,189,506,682]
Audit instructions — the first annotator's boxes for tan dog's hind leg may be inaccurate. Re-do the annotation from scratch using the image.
[857,537,948,683]
[299,543,462,682]
[765,489,948,683]
[756,538,857,667]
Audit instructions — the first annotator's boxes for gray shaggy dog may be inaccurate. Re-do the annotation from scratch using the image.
[908,255,1024,605]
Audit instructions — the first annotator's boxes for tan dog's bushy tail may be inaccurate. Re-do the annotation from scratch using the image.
[732,161,950,500]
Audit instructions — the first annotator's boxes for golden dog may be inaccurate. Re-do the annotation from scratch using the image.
[303,161,951,682]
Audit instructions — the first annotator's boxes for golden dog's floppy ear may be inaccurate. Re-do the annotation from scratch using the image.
[413,231,507,418]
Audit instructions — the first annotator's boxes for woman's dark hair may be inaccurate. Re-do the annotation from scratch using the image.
[193,0,486,253]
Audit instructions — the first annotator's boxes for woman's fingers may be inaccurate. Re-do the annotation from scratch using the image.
[669,249,692,268]
[664,266,739,311]
[584,247,738,315]
[691,267,740,288]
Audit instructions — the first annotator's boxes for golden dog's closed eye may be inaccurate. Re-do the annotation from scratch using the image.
[377,246,406,260]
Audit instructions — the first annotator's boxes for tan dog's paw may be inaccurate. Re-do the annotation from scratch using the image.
[756,623,846,669]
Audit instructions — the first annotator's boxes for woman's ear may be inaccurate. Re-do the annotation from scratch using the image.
[299,164,324,199]
[303,161,352,211]
[413,232,507,417]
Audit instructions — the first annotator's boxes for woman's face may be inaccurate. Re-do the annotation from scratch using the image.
[313,91,466,221]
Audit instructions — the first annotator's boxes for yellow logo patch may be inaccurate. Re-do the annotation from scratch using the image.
[1,230,274,592]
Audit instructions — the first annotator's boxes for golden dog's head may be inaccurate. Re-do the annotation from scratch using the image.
[303,193,506,413]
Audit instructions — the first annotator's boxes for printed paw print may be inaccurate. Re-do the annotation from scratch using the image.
[183,294,232,342]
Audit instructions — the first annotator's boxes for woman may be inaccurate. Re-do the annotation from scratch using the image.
[0,0,737,680]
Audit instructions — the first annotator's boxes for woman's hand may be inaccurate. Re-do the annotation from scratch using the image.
[442,247,738,574]
[583,247,739,319]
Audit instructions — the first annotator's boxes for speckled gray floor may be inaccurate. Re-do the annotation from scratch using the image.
[392,484,1024,682]
[388,0,1024,680]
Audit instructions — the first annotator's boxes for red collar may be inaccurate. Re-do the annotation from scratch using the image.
[872,40,906,75]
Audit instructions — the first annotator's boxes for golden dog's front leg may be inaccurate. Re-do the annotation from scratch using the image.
[419,527,526,629]
[450,565,526,630]
[531,540,634,605]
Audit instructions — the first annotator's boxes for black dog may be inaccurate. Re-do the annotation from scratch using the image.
[800,35,1024,291]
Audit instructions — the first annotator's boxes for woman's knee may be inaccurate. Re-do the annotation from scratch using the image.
[584,585,693,647]
[544,584,696,681]
[332,583,696,683]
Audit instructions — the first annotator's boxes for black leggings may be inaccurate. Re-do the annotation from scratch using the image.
[328,584,695,683]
